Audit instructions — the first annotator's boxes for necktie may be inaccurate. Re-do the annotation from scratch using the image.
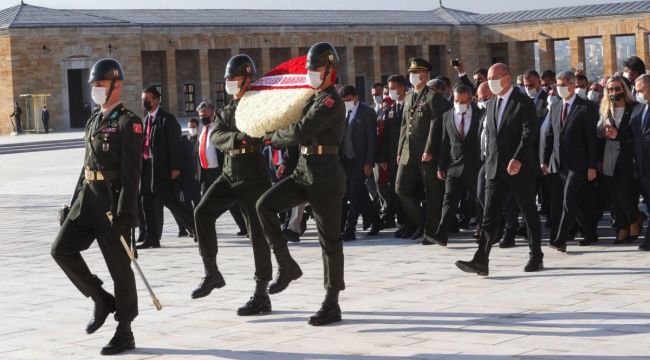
[643,106,650,129]
[199,124,209,169]
[346,110,352,126]
[561,102,570,128]
[495,98,503,129]
[459,112,466,139]
[143,114,152,160]
[397,103,403,116]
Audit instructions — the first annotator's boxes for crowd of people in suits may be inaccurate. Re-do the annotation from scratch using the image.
[133,55,650,274]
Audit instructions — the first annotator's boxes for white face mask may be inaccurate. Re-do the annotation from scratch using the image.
[576,88,587,99]
[488,79,503,95]
[587,90,600,103]
[344,100,355,113]
[455,103,469,114]
[526,88,539,99]
[623,71,631,80]
[389,90,399,101]
[636,92,648,105]
[373,95,383,104]
[477,101,487,110]
[409,73,422,88]
[306,70,323,89]
[225,80,240,95]
[91,86,107,105]
[188,127,198,137]
[557,86,571,99]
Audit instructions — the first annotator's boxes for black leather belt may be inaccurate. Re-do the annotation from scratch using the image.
[300,145,339,155]
[228,145,260,156]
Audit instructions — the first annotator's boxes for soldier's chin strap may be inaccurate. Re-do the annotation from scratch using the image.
[322,64,332,88]
[104,78,117,106]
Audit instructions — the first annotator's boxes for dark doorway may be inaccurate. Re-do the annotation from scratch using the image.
[67,69,86,128]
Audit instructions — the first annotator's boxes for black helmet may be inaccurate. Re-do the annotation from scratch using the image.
[88,58,125,83]
[306,42,339,70]
[224,54,256,79]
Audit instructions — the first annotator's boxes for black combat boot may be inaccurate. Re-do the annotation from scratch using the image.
[100,322,135,355]
[86,278,116,334]
[237,280,272,316]
[191,257,226,299]
[309,289,342,326]
[269,247,302,294]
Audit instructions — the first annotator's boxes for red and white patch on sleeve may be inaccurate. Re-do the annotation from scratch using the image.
[323,96,335,108]
[132,123,143,134]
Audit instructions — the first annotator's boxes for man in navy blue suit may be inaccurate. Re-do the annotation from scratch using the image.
[340,85,381,240]
[632,75,650,250]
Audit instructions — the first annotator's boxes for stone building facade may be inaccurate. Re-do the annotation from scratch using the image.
[1,2,650,133]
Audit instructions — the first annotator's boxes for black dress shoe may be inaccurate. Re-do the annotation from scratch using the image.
[411,226,424,240]
[516,226,528,239]
[100,324,135,356]
[394,225,406,238]
[423,234,447,246]
[283,229,301,243]
[382,219,396,229]
[191,272,226,299]
[401,226,416,239]
[549,241,567,253]
[269,261,303,294]
[177,229,189,238]
[367,222,381,236]
[308,301,342,326]
[136,233,146,244]
[341,231,356,241]
[236,230,248,237]
[524,257,544,272]
[455,259,489,276]
[86,291,116,334]
[639,240,650,251]
[499,233,516,248]
[578,237,598,246]
[135,241,160,249]
[237,294,272,316]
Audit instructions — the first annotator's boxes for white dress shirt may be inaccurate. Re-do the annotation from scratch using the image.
[454,106,472,137]
[199,122,220,169]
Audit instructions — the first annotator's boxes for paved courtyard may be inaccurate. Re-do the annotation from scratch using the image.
[1,137,650,359]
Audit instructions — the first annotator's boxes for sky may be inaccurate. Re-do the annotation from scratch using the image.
[0,0,640,12]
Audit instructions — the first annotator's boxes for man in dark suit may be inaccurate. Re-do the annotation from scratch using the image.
[138,86,196,249]
[41,105,50,133]
[192,101,248,236]
[427,84,481,246]
[174,118,201,238]
[453,60,487,95]
[340,85,381,240]
[380,74,408,237]
[630,75,650,250]
[456,63,544,275]
[474,82,495,240]
[542,71,599,252]
[396,58,452,242]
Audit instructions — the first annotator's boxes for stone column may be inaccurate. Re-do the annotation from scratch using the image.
[636,32,649,69]
[398,45,406,75]
[538,37,555,72]
[373,45,381,84]
[165,49,178,115]
[507,41,521,77]
[199,47,210,103]
[262,47,271,74]
[346,46,355,87]
[569,36,585,72]
[602,34,617,77]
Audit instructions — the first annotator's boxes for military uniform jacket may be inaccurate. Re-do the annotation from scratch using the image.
[211,100,270,186]
[271,85,346,194]
[397,86,451,167]
[68,104,144,224]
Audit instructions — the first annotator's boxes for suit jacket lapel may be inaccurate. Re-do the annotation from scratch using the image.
[497,95,515,134]
[468,107,480,139]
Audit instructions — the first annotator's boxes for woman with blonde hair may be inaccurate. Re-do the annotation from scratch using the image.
[597,75,644,244]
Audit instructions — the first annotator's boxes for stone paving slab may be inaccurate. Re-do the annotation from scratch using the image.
[1,148,650,359]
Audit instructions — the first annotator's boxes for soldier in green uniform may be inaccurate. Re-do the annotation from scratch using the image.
[396,57,452,244]
[190,54,298,316]
[256,42,346,326]
[51,58,144,356]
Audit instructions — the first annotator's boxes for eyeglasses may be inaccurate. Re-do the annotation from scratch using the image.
[607,86,622,93]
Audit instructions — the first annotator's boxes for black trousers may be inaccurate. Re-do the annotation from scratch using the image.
[606,174,639,231]
[194,174,273,281]
[396,160,444,236]
[436,172,478,239]
[343,158,379,232]
[474,171,543,262]
[383,165,405,225]
[200,168,247,233]
[554,170,597,245]
[51,198,137,322]
[257,176,345,291]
